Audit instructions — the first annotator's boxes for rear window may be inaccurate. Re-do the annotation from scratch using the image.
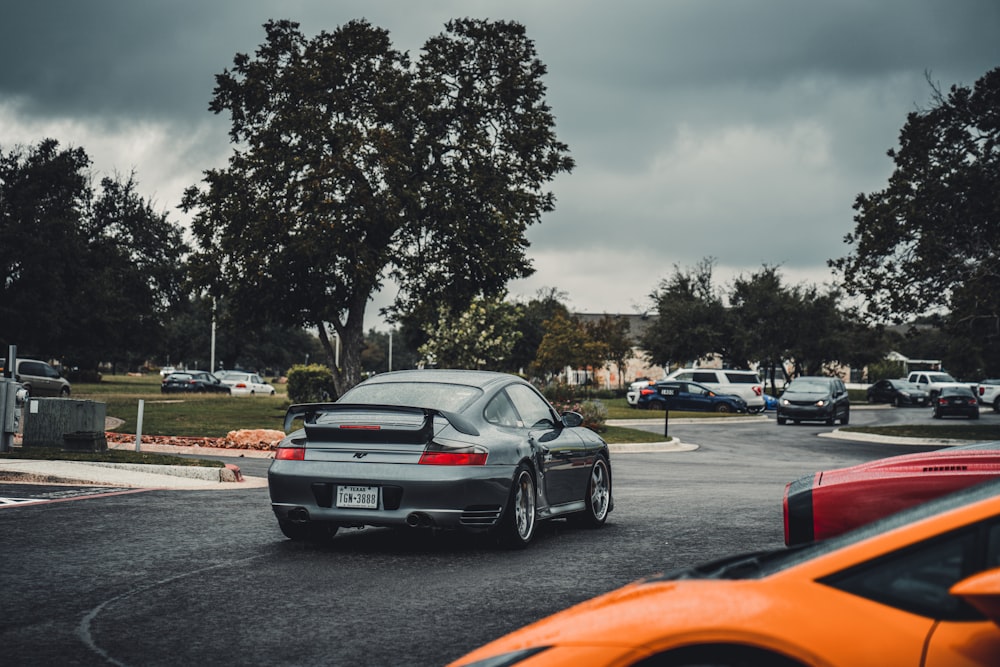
[340,381,482,412]
[724,372,760,384]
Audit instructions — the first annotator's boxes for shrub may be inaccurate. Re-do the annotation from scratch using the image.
[286,364,337,403]
[66,368,102,383]
[550,398,608,433]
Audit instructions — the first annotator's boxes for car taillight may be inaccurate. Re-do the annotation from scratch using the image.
[753,386,762,396]
[275,445,306,461]
[640,388,655,396]
[419,447,487,466]
[236,382,247,388]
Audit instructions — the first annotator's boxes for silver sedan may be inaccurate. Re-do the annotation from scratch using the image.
[267,369,613,548]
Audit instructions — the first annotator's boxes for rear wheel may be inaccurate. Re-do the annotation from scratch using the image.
[278,519,338,543]
[570,457,611,528]
[496,465,536,548]
[776,416,786,425]
[714,404,732,413]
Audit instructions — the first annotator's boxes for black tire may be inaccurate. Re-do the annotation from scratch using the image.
[278,519,338,542]
[645,400,663,411]
[496,464,536,549]
[59,386,71,397]
[570,456,611,528]
[971,412,980,420]
[825,416,835,425]
[776,416,786,425]
[933,409,942,419]
[893,396,901,407]
[714,404,732,413]
[993,398,1000,413]
[840,410,850,425]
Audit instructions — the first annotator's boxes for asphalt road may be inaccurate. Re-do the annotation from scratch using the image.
[0,407,995,667]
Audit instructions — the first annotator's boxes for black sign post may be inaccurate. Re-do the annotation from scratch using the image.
[659,386,676,439]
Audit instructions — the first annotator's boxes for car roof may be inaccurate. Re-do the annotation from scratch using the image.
[357,369,523,392]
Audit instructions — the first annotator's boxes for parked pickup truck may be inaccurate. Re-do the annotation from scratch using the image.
[977,379,1000,412]
[907,371,977,400]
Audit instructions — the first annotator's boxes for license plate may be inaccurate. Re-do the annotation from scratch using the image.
[336,485,379,509]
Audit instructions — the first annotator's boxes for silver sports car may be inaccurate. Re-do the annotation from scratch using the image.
[267,369,613,547]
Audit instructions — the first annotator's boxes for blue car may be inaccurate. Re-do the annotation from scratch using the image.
[636,380,748,413]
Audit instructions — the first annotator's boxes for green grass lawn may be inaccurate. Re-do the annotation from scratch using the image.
[74,373,290,437]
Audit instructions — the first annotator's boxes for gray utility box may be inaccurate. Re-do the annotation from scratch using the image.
[22,398,108,452]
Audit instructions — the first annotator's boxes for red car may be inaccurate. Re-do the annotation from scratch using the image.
[784,442,1000,545]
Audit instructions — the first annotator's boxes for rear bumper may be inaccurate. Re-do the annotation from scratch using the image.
[268,460,516,531]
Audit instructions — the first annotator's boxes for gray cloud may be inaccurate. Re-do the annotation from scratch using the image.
[2,0,998,323]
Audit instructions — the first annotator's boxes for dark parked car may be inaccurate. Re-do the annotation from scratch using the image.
[0,358,71,397]
[776,375,850,425]
[784,441,1000,545]
[933,385,979,419]
[267,369,613,548]
[636,380,747,413]
[160,371,231,394]
[866,378,929,407]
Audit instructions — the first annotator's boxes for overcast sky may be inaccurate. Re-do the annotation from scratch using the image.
[2,1,998,329]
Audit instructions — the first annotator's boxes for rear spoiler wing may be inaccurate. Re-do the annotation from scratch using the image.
[282,403,480,437]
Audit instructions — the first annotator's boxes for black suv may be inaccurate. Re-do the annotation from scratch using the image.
[776,376,849,425]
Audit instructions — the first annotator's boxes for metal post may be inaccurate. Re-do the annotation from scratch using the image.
[210,298,217,372]
[663,408,669,439]
[134,399,145,452]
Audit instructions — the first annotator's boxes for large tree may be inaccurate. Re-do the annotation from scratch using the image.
[831,67,1000,374]
[0,139,187,369]
[182,19,573,395]
[641,258,730,368]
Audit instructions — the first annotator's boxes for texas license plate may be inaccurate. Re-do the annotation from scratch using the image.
[337,485,379,509]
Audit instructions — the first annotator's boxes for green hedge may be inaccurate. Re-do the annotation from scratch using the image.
[286,364,337,403]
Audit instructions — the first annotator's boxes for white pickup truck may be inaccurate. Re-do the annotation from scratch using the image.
[907,371,977,400]
[977,379,1000,412]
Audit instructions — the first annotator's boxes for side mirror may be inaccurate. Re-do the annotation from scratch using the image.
[950,567,1000,626]
[561,411,584,428]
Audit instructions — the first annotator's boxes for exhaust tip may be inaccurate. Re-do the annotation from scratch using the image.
[406,512,434,528]
[288,507,310,523]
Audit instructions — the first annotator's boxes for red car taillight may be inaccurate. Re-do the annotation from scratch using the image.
[753,385,762,396]
[640,388,655,396]
[418,447,488,466]
[235,382,247,388]
[275,445,306,461]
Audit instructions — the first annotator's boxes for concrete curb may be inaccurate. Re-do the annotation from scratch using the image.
[0,459,267,490]
[608,440,698,454]
[819,429,977,447]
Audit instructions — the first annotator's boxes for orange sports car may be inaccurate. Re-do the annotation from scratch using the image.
[448,479,1000,667]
